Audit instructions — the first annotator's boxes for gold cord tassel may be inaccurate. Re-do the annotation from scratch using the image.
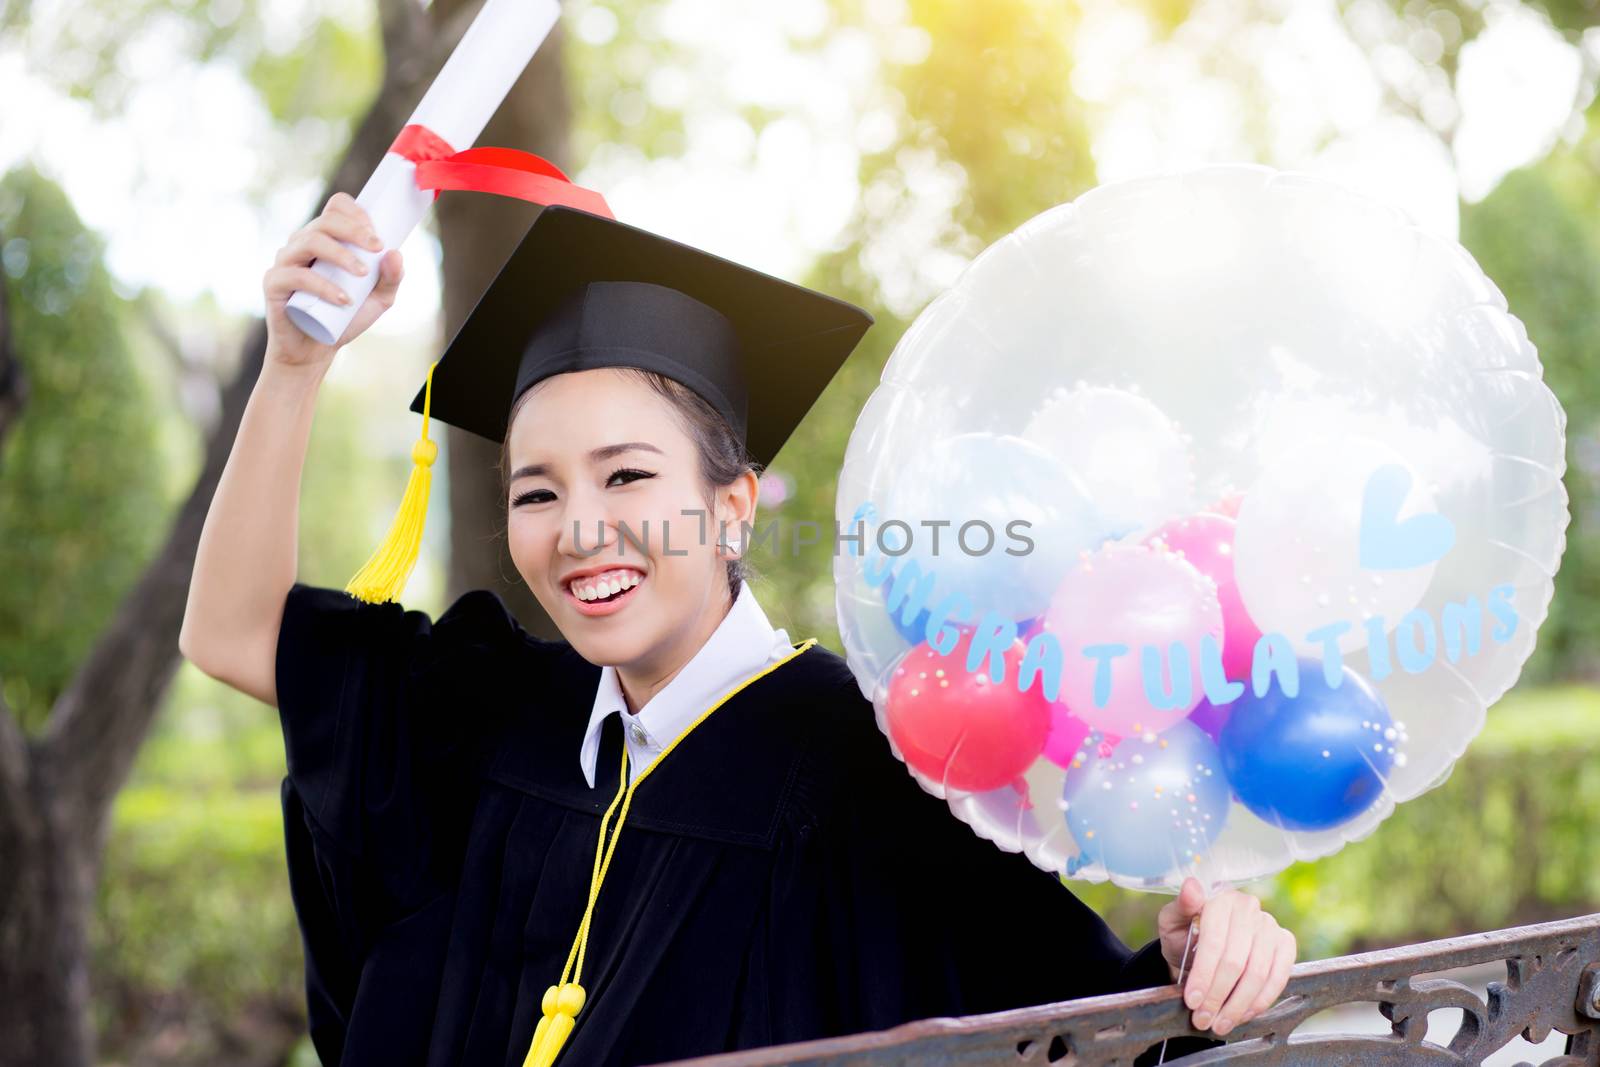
[345,360,440,605]
[524,982,585,1067]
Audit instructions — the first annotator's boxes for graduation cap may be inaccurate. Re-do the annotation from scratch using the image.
[344,204,875,605]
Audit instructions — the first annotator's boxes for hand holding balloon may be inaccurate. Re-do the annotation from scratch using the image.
[1157,878,1296,1035]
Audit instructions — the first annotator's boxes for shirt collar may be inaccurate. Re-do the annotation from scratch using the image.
[579,581,792,788]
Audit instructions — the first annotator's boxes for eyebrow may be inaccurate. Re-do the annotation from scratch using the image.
[509,441,664,482]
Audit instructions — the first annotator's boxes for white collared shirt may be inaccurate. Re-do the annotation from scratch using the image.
[578,581,795,788]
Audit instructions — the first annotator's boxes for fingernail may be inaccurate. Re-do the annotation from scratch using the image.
[337,289,351,304]
[368,235,382,250]
[353,261,368,275]
[1193,1012,1212,1030]
[1214,1016,1232,1035]
[1185,989,1203,1008]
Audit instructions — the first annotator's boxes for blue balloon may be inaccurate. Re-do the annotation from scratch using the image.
[1218,659,1394,832]
[1062,722,1231,882]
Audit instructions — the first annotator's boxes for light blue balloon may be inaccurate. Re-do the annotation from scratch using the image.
[1062,722,1231,882]
[879,433,1112,627]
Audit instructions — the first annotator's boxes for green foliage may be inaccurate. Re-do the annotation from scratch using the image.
[94,656,304,1058]
[565,0,694,162]
[1074,685,1600,958]
[94,780,304,1057]
[1460,154,1600,681]
[248,14,381,125]
[0,166,168,733]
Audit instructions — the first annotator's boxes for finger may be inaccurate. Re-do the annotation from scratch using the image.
[273,222,317,267]
[1164,877,1206,932]
[1210,916,1279,1035]
[342,251,406,340]
[1243,928,1296,1022]
[372,248,404,295]
[323,191,362,219]
[1181,891,1230,1011]
[291,229,370,277]
[1196,895,1254,1030]
[310,207,383,253]
[1195,894,1260,1027]
[323,199,381,246]
[265,265,350,307]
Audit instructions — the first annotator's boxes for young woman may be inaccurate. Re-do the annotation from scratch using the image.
[180,193,1295,1067]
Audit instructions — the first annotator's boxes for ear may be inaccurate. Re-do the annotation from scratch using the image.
[715,470,760,558]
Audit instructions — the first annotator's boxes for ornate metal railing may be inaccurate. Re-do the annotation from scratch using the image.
[659,913,1600,1066]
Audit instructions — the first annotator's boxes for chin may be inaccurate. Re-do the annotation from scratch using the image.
[565,619,656,669]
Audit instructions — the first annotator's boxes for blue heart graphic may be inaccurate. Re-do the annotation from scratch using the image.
[1359,464,1455,570]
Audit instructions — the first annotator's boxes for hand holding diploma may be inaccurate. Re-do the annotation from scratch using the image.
[284,0,600,346]
[265,194,404,369]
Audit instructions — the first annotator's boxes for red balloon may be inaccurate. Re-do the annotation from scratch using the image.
[884,629,1050,792]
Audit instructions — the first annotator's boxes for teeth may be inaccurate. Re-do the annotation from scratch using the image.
[570,569,643,601]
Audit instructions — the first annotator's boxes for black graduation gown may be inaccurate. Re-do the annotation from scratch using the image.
[275,581,1222,1066]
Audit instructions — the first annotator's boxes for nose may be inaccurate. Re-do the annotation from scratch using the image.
[560,502,614,563]
[555,483,616,563]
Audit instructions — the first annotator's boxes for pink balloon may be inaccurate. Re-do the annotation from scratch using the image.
[1147,513,1262,684]
[1041,542,1223,736]
[1041,705,1092,768]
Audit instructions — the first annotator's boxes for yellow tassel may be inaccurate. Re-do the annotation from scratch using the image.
[522,985,558,1067]
[345,360,440,605]
[526,983,584,1067]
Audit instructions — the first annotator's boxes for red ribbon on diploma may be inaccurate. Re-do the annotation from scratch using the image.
[389,123,614,219]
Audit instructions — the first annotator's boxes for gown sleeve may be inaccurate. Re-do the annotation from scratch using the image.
[273,581,521,1063]
[759,690,1225,1066]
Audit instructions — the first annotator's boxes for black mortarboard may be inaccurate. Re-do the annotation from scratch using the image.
[408,204,875,469]
[344,204,874,606]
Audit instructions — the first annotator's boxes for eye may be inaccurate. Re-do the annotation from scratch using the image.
[607,467,655,487]
[510,488,555,507]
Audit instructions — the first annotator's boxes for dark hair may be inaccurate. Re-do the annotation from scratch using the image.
[498,369,761,601]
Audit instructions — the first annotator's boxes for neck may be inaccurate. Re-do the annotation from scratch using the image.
[616,581,735,714]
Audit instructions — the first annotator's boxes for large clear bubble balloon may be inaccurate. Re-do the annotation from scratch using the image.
[833,164,1568,892]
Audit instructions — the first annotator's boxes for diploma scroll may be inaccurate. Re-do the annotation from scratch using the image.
[285,0,562,346]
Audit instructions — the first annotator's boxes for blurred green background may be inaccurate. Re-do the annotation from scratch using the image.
[3,0,1600,1061]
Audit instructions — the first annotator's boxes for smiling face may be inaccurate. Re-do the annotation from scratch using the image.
[504,367,757,676]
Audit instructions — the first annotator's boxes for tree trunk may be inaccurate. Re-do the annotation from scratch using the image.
[435,0,569,638]
[0,746,97,1067]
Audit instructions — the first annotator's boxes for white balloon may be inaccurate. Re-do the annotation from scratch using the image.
[1234,436,1438,656]
[1023,384,1196,538]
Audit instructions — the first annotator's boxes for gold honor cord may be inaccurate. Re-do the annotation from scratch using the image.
[522,637,821,1067]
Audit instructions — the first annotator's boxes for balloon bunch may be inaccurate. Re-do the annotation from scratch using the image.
[834,165,1567,890]
[864,433,1406,881]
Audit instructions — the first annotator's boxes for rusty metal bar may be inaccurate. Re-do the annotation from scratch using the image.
[655,912,1600,1066]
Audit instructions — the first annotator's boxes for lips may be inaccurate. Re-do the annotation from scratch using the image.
[562,566,647,617]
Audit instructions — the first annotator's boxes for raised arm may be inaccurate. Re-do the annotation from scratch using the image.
[178,192,403,706]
